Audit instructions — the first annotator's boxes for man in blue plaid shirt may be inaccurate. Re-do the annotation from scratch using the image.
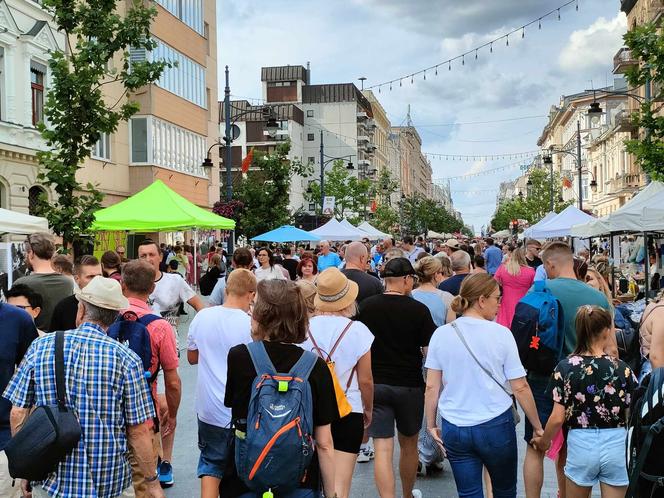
[3,276,165,498]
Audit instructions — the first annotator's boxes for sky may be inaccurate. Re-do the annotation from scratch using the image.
[216,0,628,233]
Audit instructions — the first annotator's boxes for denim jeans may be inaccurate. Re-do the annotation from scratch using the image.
[442,408,517,498]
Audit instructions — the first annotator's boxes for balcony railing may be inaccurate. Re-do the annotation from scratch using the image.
[615,110,637,133]
[613,48,637,75]
[607,173,643,194]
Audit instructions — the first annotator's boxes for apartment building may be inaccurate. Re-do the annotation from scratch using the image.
[0,0,65,214]
[391,125,433,199]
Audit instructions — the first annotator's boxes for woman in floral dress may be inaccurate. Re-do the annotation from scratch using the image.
[533,305,637,498]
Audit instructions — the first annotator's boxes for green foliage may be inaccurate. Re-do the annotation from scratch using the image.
[371,204,399,235]
[304,161,372,218]
[623,23,664,181]
[399,194,464,236]
[490,168,571,231]
[36,0,169,250]
[233,142,311,238]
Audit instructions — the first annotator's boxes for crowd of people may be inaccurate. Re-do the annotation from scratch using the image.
[0,231,662,498]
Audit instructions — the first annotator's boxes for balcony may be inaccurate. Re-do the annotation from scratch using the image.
[615,110,637,133]
[357,135,370,143]
[607,173,643,195]
[613,48,637,75]
[356,111,369,120]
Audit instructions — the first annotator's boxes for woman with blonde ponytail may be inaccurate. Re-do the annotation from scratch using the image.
[494,247,535,328]
[423,273,542,497]
[412,256,455,326]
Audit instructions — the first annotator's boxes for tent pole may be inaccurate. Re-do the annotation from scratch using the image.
[644,231,650,305]
[610,235,616,298]
[194,229,198,291]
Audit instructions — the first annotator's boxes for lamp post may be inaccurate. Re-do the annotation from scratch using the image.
[202,66,279,254]
[543,152,555,212]
[318,129,355,213]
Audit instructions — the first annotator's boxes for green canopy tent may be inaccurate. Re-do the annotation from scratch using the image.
[92,180,235,283]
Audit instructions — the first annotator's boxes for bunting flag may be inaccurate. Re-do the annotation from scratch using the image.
[371,198,377,213]
[562,176,573,189]
[241,148,254,173]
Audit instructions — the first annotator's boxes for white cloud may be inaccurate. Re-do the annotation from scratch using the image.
[558,13,627,72]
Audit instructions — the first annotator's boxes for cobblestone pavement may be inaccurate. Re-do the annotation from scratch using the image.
[165,308,595,498]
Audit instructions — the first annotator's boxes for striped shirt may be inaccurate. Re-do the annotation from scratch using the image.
[3,323,155,497]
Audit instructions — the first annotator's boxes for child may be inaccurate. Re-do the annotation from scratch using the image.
[533,305,637,497]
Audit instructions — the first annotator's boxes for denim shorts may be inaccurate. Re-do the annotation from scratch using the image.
[565,428,629,487]
[197,419,233,479]
[524,374,553,443]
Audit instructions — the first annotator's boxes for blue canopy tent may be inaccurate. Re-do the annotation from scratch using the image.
[252,225,321,243]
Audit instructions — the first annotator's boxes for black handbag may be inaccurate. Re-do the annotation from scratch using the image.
[5,331,82,481]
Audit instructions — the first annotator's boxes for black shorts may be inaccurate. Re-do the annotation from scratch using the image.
[331,412,364,454]
[368,384,424,438]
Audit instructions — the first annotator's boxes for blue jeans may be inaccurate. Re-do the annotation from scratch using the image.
[236,490,319,498]
[442,409,517,498]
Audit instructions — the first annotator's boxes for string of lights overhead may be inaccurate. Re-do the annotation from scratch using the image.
[434,158,529,181]
[368,0,580,93]
[425,150,539,161]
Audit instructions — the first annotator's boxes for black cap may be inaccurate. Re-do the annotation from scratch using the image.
[383,257,416,277]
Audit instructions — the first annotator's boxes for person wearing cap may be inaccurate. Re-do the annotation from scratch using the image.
[357,257,437,498]
[301,268,374,498]
[524,239,543,269]
[3,276,164,498]
[442,238,460,257]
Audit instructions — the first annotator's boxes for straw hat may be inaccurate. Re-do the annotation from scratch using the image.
[443,238,460,249]
[314,268,359,312]
[75,276,129,311]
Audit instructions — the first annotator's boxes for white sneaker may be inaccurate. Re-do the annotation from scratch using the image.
[356,446,374,463]
[412,489,423,498]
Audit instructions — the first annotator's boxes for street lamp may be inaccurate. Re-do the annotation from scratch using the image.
[587,101,603,127]
[202,66,282,254]
[543,152,555,212]
[318,129,356,213]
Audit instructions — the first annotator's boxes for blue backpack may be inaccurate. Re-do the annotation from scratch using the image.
[235,341,318,494]
[107,311,161,377]
[510,280,565,375]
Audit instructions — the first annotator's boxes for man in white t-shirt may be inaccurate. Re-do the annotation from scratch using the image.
[137,239,205,487]
[187,269,255,498]
[401,236,424,263]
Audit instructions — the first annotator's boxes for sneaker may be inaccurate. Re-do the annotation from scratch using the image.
[158,460,174,488]
[417,459,427,477]
[427,460,445,473]
[356,446,373,463]
[412,489,423,498]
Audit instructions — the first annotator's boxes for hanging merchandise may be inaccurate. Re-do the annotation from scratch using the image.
[366,0,581,93]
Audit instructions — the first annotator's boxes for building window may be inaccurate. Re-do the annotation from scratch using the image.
[28,186,45,216]
[307,133,314,141]
[308,156,315,164]
[309,203,316,211]
[152,39,206,108]
[155,0,204,35]
[306,110,314,117]
[130,117,148,163]
[30,64,45,126]
[92,133,111,161]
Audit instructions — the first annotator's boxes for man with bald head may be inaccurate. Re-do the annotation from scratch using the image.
[342,241,384,303]
[317,240,342,271]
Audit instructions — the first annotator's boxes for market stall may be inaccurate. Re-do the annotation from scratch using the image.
[524,205,595,239]
[339,218,371,238]
[521,211,557,239]
[309,218,365,241]
[0,208,49,235]
[357,221,389,240]
[252,225,321,243]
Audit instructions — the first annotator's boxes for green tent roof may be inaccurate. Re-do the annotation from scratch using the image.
[92,180,235,232]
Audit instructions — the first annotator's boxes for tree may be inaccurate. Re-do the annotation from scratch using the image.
[36,0,168,251]
[490,168,571,231]
[371,204,399,235]
[400,194,464,237]
[232,141,311,238]
[304,161,372,218]
[623,23,664,181]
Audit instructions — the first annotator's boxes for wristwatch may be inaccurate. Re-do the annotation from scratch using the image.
[145,473,159,483]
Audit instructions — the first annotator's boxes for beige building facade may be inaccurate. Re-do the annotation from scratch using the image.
[391,125,432,199]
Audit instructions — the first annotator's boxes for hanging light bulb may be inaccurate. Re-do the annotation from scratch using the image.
[475,49,478,60]
[435,66,438,75]
[557,8,561,20]
[378,86,381,93]
[399,79,402,87]
[506,35,509,46]
[522,27,525,38]
[538,18,542,29]
[423,70,426,80]
[490,42,493,53]
[462,55,465,65]
[389,82,392,91]
[448,61,451,71]
[411,75,414,84]
[576,0,579,11]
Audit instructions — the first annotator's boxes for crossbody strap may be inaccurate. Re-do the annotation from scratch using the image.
[55,331,67,411]
[450,322,512,399]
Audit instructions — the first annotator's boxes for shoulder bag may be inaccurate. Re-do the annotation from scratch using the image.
[5,331,82,481]
[450,321,521,425]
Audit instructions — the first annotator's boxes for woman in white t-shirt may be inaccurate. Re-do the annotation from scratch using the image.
[254,247,287,282]
[424,273,542,498]
[300,268,373,498]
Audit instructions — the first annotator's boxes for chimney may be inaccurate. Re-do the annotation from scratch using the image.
[306,61,311,85]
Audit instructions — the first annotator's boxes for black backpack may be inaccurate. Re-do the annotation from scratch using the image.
[200,267,221,296]
[626,367,664,498]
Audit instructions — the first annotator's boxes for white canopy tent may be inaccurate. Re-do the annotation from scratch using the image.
[339,218,371,238]
[427,230,454,240]
[491,229,512,239]
[521,211,557,239]
[571,181,664,237]
[309,218,364,241]
[0,208,49,235]
[357,221,389,239]
[525,205,595,239]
